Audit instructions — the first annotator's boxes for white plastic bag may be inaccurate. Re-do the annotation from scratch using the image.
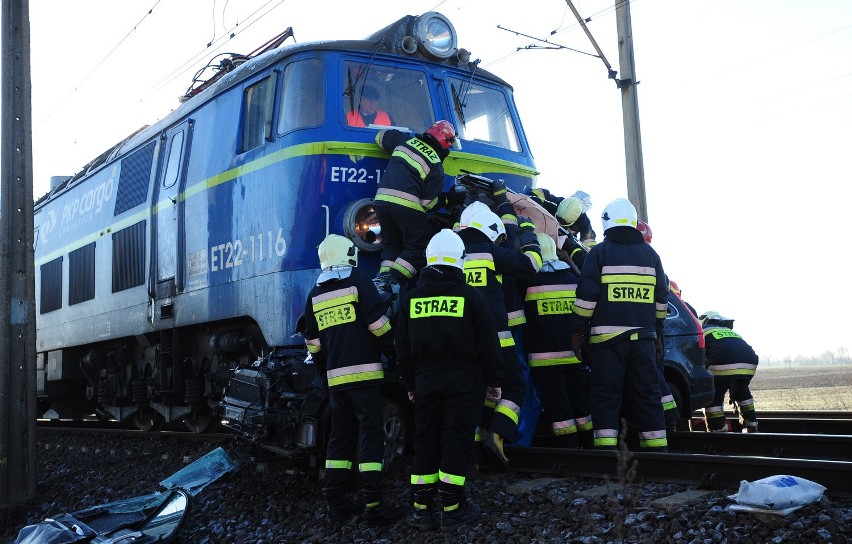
[728,474,826,515]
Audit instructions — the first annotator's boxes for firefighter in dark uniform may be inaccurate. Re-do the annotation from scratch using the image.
[520,233,593,448]
[457,205,542,466]
[396,229,503,532]
[569,198,669,452]
[700,311,760,432]
[528,188,592,272]
[303,234,404,527]
[372,120,457,296]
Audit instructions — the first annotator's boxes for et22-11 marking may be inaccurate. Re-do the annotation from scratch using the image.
[211,227,287,272]
[330,167,383,184]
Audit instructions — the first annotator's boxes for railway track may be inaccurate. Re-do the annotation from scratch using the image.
[688,409,852,435]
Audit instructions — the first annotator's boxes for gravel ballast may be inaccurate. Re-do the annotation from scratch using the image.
[2,431,850,543]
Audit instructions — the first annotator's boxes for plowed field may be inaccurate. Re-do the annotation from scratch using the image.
[749,365,852,410]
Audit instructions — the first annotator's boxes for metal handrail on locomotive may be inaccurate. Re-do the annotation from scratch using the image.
[33,12,538,456]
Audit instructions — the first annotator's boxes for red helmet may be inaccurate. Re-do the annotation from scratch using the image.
[669,280,681,298]
[637,220,652,244]
[425,120,456,149]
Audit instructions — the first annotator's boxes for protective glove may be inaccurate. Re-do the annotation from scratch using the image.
[516,215,536,233]
[407,391,415,403]
[571,332,588,362]
[446,184,467,206]
[655,337,663,362]
[491,178,507,198]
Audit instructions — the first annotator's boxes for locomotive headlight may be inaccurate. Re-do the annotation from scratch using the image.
[343,199,382,252]
[414,12,457,60]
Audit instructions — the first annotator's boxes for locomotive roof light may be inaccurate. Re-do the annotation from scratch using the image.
[413,12,457,60]
[343,198,383,252]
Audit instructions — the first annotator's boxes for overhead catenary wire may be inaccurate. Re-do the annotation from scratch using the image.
[33,0,165,132]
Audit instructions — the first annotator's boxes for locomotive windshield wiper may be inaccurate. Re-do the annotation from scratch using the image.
[451,59,480,129]
[343,36,387,112]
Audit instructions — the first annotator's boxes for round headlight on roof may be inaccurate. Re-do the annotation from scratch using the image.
[415,12,457,59]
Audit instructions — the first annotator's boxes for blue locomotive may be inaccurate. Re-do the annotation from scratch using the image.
[33,12,538,449]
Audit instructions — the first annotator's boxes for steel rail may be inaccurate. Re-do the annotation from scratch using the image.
[689,410,852,435]
[669,431,852,461]
[505,446,852,497]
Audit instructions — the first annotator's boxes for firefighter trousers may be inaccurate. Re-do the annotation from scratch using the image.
[532,363,591,446]
[589,337,667,451]
[411,368,485,507]
[323,385,385,507]
[374,201,433,280]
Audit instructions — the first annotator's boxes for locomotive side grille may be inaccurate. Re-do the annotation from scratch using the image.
[69,242,96,305]
[112,221,146,292]
[114,142,156,216]
[39,257,63,314]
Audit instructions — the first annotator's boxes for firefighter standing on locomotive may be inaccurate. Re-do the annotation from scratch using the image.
[395,229,503,532]
[303,234,405,527]
[371,120,458,306]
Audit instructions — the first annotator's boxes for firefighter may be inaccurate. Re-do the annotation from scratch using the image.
[700,311,760,433]
[372,120,457,299]
[303,234,404,527]
[636,220,680,432]
[395,229,503,532]
[520,233,593,447]
[457,204,542,466]
[569,198,669,452]
[528,187,597,244]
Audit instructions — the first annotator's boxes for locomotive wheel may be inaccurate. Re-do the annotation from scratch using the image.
[133,408,163,432]
[183,411,212,434]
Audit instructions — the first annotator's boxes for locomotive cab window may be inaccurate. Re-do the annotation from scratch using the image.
[448,78,520,152]
[241,74,277,153]
[342,61,433,132]
[278,58,324,134]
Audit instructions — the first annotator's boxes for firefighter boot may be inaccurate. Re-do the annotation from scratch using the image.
[363,501,406,527]
[483,430,509,468]
[407,485,439,531]
[325,496,361,528]
[439,485,482,532]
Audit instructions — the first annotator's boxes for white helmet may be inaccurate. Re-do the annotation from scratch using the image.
[318,234,357,269]
[555,196,584,227]
[426,229,466,270]
[536,232,557,262]
[571,190,593,213]
[601,198,638,232]
[458,201,491,229]
[699,311,734,328]
[467,208,506,242]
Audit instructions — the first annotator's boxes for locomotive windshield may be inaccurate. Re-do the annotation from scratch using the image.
[448,77,520,152]
[343,60,433,132]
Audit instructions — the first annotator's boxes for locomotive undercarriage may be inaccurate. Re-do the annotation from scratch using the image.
[49,321,262,433]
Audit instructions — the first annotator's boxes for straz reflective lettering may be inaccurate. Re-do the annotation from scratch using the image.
[408,138,439,162]
[537,299,572,315]
[711,329,741,340]
[410,296,465,318]
[465,268,487,287]
[608,284,652,303]
[315,303,356,330]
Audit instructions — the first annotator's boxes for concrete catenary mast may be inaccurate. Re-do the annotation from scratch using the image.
[1,0,37,506]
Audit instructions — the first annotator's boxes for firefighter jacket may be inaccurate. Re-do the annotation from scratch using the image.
[528,187,596,241]
[520,261,582,368]
[703,326,759,377]
[395,266,502,391]
[457,227,542,346]
[570,227,668,346]
[374,129,449,213]
[303,267,392,390]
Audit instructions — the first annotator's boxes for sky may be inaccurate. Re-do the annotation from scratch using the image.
[16,0,852,360]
